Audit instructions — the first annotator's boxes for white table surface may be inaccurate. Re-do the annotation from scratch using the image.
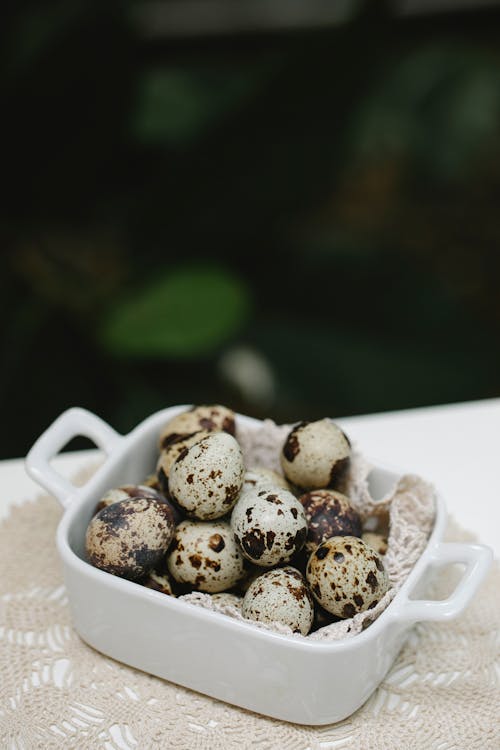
[2,398,499,556]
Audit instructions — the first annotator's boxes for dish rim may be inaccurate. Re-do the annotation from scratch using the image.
[55,406,445,652]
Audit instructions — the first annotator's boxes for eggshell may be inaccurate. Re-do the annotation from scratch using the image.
[167,520,247,593]
[86,498,175,580]
[210,592,243,610]
[158,404,236,450]
[242,468,292,493]
[169,432,245,520]
[242,566,314,635]
[156,429,212,494]
[300,489,362,553]
[306,536,389,619]
[280,419,351,490]
[141,570,175,596]
[142,473,162,491]
[94,484,180,524]
[231,486,307,567]
[362,532,388,556]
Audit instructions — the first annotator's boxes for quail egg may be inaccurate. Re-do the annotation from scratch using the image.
[86,498,175,580]
[169,432,245,520]
[300,489,362,553]
[362,531,388,556]
[94,483,181,523]
[210,592,243,610]
[156,429,212,494]
[142,473,162,491]
[231,486,307,567]
[158,404,236,450]
[280,419,351,490]
[167,520,247,593]
[242,468,292,493]
[242,566,314,635]
[306,536,389,618]
[141,570,175,596]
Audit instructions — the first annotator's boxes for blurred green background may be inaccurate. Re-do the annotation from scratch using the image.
[3,1,500,458]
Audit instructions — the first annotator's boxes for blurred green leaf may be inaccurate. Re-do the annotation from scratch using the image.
[101,266,251,358]
[351,45,500,177]
[131,64,273,146]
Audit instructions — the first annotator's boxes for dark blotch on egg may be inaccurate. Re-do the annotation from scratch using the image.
[300,489,361,553]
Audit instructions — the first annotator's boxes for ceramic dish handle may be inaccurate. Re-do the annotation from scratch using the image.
[25,407,123,509]
[391,542,492,623]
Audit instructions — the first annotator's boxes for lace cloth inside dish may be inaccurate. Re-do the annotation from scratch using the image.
[180,419,436,640]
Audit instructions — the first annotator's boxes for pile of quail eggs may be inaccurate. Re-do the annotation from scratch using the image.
[85,405,390,636]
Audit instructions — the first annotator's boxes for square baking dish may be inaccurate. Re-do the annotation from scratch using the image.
[25,406,492,725]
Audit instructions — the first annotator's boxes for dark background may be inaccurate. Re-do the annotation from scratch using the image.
[3,0,500,458]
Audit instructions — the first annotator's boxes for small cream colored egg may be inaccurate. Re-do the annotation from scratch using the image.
[306,536,389,619]
[362,532,388,556]
[141,570,175,596]
[231,486,307,567]
[156,429,212,492]
[86,498,175,580]
[300,489,362,554]
[242,566,313,635]
[169,432,244,520]
[242,468,292,493]
[95,484,170,515]
[158,405,236,450]
[167,520,247,593]
[280,419,351,490]
[210,592,243,610]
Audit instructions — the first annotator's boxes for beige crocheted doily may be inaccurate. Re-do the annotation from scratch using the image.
[1,461,499,748]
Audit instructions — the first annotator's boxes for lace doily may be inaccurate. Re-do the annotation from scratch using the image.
[1,466,499,749]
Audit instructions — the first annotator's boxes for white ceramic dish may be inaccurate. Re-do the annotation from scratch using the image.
[25,406,492,725]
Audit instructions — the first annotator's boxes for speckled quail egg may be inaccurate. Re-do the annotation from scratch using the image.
[156,429,212,494]
[169,432,245,520]
[280,419,351,491]
[167,520,247,593]
[158,404,236,451]
[362,532,388,556]
[86,498,175,580]
[94,483,182,523]
[242,566,314,635]
[142,473,162,491]
[210,592,243,610]
[141,570,175,596]
[242,468,292,493]
[231,486,307,567]
[300,489,362,554]
[306,536,389,619]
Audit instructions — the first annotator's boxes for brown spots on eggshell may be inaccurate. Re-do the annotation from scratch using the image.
[280,419,351,490]
[300,489,362,554]
[242,566,313,636]
[158,405,236,452]
[282,424,305,462]
[94,484,175,519]
[306,536,389,619]
[168,432,244,520]
[231,486,307,567]
[242,468,292,495]
[208,533,225,552]
[167,520,246,593]
[362,532,388,556]
[86,498,175,581]
[141,570,175,596]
